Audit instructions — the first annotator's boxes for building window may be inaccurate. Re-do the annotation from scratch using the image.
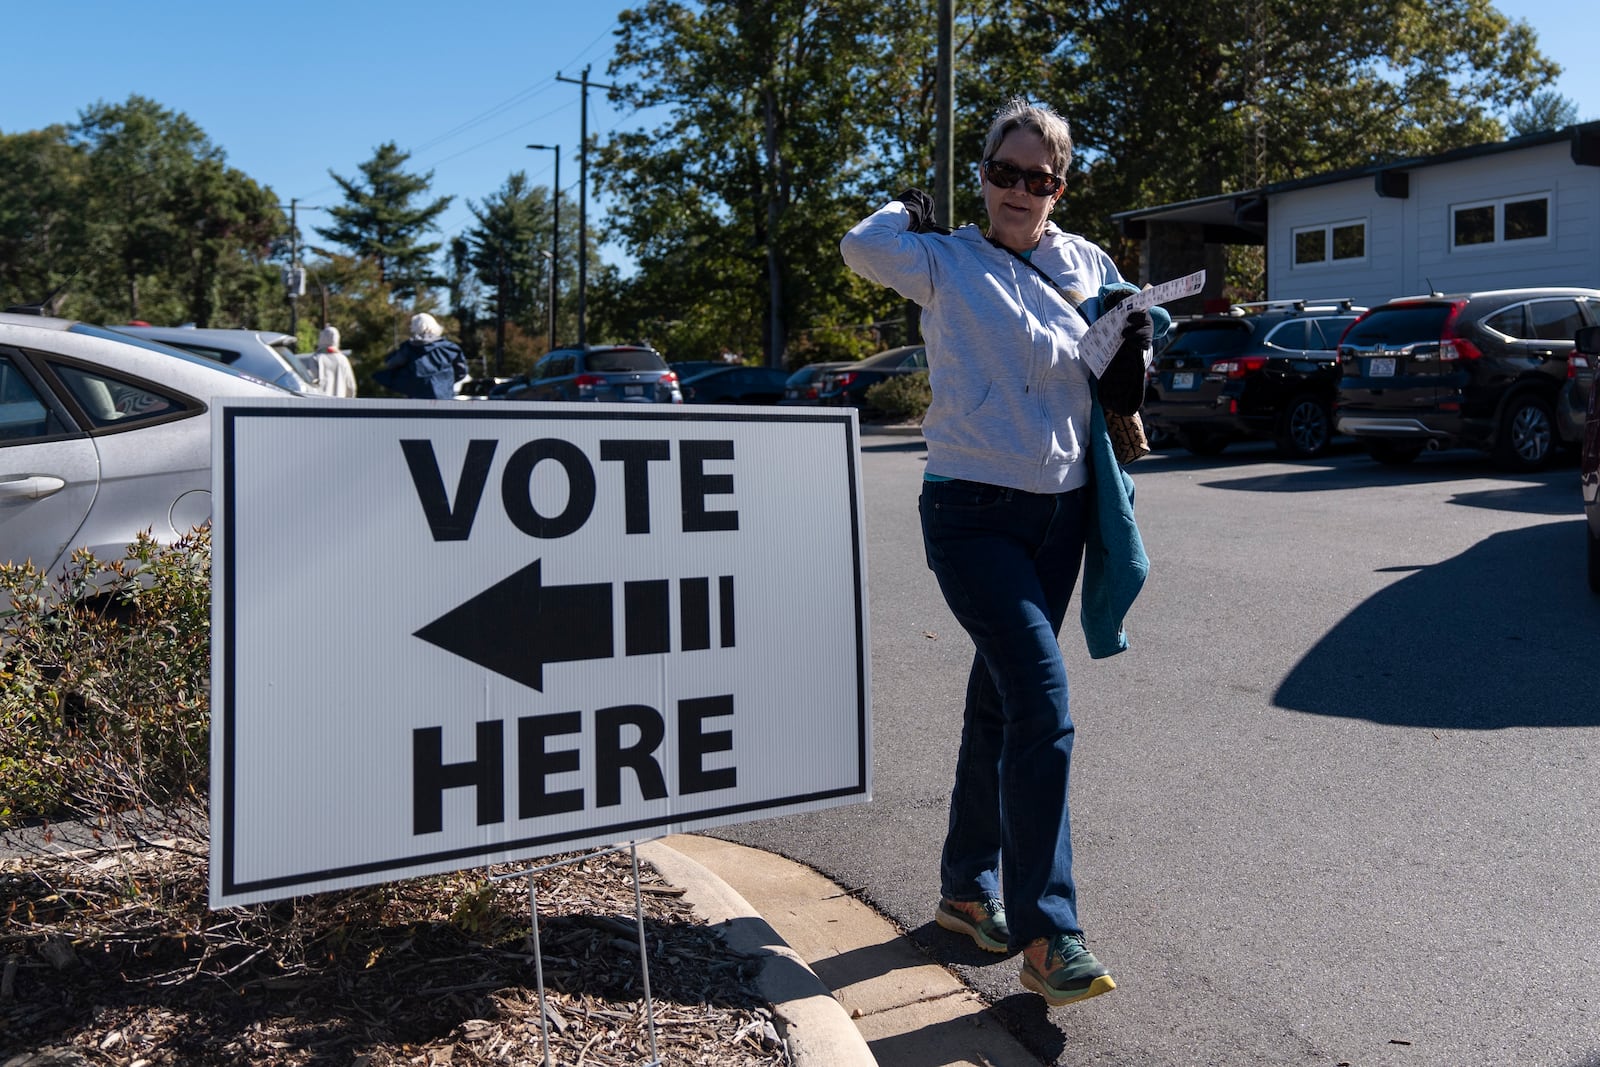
[1294,230,1325,265]
[1504,197,1549,241]
[1292,220,1366,267]
[1452,194,1550,249]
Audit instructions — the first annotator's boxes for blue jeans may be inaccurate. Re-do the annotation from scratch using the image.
[919,478,1088,947]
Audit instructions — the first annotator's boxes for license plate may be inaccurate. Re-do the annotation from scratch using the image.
[1172,372,1196,390]
[625,384,644,396]
[1369,357,1396,378]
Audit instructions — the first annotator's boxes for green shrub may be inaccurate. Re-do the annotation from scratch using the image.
[1,529,212,826]
[863,371,931,421]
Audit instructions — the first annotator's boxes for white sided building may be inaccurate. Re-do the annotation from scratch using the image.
[1113,122,1600,313]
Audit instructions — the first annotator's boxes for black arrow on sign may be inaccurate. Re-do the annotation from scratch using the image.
[414,559,612,691]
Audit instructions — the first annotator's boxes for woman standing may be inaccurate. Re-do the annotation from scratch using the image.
[374,313,468,400]
[839,97,1152,1007]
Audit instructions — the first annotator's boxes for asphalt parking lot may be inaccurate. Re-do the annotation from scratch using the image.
[718,435,1600,1067]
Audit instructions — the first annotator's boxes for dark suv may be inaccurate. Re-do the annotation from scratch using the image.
[1142,301,1363,458]
[1335,288,1600,470]
[496,344,682,404]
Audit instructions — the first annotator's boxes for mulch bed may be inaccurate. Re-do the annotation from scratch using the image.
[1,826,788,1066]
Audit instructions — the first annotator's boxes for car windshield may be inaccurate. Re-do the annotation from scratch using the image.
[586,350,666,372]
[1341,305,1450,346]
[1165,324,1249,356]
[861,347,924,367]
[68,323,291,387]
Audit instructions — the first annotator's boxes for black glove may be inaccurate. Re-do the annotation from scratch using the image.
[896,188,937,234]
[1099,307,1152,417]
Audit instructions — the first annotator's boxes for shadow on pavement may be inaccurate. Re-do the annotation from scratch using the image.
[1187,454,1581,510]
[987,992,1070,1064]
[1275,519,1599,729]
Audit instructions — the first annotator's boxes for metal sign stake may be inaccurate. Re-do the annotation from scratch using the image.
[492,841,663,1066]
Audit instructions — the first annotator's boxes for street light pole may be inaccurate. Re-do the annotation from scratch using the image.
[526,143,560,348]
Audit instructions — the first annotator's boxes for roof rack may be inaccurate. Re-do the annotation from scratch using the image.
[1225,297,1358,316]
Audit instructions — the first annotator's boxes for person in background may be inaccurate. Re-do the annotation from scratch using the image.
[839,96,1153,1008]
[312,325,357,398]
[373,313,468,399]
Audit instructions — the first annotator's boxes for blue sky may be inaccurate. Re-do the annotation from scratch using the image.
[3,0,1597,276]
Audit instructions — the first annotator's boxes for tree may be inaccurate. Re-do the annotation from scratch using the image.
[604,0,901,367]
[1508,89,1580,135]
[1037,0,1560,261]
[166,157,283,328]
[0,126,86,312]
[600,1,1072,364]
[315,142,452,301]
[55,96,283,327]
[463,172,558,371]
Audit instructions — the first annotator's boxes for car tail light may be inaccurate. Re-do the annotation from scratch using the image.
[1438,300,1481,361]
[574,373,606,392]
[660,371,679,385]
[1570,351,1590,380]
[1209,355,1268,379]
[831,371,858,389]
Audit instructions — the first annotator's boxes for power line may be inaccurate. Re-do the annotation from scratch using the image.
[423,100,578,169]
[410,79,560,155]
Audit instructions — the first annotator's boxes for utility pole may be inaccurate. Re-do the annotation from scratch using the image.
[526,143,561,348]
[288,199,300,336]
[935,0,954,229]
[556,65,617,346]
[280,200,321,338]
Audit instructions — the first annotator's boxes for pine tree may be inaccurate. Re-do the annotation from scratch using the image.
[315,142,452,302]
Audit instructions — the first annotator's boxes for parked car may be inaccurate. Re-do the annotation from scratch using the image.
[1336,288,1600,470]
[1561,318,1600,448]
[1,312,297,582]
[1141,300,1363,458]
[780,361,848,405]
[494,345,682,404]
[678,365,791,405]
[817,346,927,411]
[1579,325,1600,594]
[108,323,319,396]
[668,360,740,381]
[454,375,511,399]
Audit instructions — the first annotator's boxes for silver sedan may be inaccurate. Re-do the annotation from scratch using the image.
[1,312,296,581]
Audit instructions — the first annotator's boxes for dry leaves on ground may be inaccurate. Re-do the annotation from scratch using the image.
[1,830,788,1066]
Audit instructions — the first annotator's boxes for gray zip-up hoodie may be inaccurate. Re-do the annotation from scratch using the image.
[840,200,1127,494]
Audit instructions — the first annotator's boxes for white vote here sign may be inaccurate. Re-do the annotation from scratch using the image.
[210,400,870,907]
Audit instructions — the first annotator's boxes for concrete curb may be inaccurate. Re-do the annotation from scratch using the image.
[637,840,879,1067]
[648,836,1045,1067]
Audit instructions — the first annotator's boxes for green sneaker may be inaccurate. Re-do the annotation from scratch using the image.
[1019,933,1115,1006]
[935,896,1010,953]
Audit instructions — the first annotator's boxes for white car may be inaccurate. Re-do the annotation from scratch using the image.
[1,312,296,581]
[107,323,319,396]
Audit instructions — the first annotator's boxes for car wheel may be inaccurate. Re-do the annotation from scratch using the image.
[1176,428,1229,456]
[1493,393,1556,472]
[1589,521,1600,595]
[1275,393,1332,459]
[1366,440,1424,465]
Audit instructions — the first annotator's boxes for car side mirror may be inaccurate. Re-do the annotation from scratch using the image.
[1576,325,1600,358]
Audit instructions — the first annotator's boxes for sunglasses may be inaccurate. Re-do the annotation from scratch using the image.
[981,158,1065,197]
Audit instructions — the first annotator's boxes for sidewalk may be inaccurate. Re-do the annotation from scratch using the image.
[642,835,1041,1067]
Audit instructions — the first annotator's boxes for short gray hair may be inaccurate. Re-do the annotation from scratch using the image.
[981,97,1073,176]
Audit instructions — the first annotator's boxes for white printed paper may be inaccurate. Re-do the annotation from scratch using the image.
[1079,270,1207,375]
